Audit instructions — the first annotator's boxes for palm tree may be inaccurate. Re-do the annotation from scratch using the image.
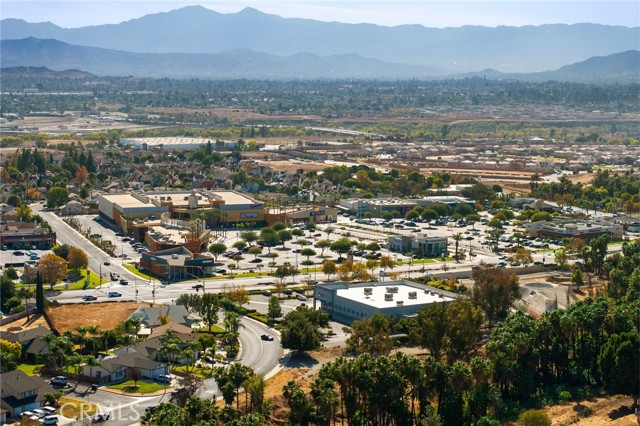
[66,353,85,375]
[181,340,202,374]
[85,325,100,356]
[453,233,463,262]
[311,377,339,426]
[84,355,100,380]
[227,362,252,411]
[223,311,243,335]
[244,374,266,413]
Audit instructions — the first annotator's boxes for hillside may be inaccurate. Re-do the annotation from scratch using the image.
[2,6,638,73]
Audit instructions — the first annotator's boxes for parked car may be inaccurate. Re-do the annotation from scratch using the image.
[145,406,158,413]
[262,290,272,296]
[50,376,68,386]
[283,289,293,296]
[32,409,46,418]
[296,295,308,301]
[103,261,110,266]
[91,413,110,423]
[260,334,275,341]
[41,415,59,425]
[108,292,122,298]
[41,407,56,416]
[155,374,172,383]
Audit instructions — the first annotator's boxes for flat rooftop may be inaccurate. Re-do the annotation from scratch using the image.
[336,282,454,309]
[100,193,156,208]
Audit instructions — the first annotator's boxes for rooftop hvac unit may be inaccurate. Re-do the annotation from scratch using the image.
[408,291,417,299]
[384,293,394,301]
[364,287,373,295]
[386,286,398,293]
[439,294,444,298]
[396,300,404,306]
[172,254,178,259]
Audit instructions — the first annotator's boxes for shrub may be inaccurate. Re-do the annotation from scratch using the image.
[518,409,551,426]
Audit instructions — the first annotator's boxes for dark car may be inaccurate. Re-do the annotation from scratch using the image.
[192,284,204,291]
[119,279,128,285]
[283,289,293,296]
[13,251,24,256]
[103,261,110,266]
[145,406,158,413]
[108,292,122,298]
[82,295,98,301]
[260,334,275,341]
[170,387,186,396]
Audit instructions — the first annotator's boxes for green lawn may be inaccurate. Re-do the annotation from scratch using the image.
[172,364,213,379]
[16,363,43,376]
[20,269,106,291]
[195,324,225,333]
[123,264,156,280]
[64,269,106,290]
[107,380,169,394]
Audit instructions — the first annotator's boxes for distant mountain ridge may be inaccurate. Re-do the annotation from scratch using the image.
[2,6,638,73]
[0,37,440,79]
[2,37,638,83]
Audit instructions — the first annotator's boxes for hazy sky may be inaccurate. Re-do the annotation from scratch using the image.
[2,1,638,28]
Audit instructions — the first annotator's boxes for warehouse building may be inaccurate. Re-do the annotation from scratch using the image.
[119,137,238,151]
[314,280,458,324]
[524,219,623,240]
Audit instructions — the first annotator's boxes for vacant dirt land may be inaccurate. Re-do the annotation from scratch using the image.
[46,302,145,333]
[547,395,637,426]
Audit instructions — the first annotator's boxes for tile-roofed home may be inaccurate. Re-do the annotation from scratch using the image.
[0,325,51,360]
[129,304,191,328]
[89,353,168,383]
[0,370,55,417]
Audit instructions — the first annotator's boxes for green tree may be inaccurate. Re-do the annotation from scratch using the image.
[598,331,640,407]
[472,264,519,326]
[46,186,70,208]
[330,238,352,259]
[267,295,283,322]
[315,239,332,257]
[198,293,220,332]
[208,242,227,262]
[280,306,328,353]
[345,313,394,356]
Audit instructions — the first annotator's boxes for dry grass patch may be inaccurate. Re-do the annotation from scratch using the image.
[58,396,97,419]
[546,395,637,426]
[46,302,145,333]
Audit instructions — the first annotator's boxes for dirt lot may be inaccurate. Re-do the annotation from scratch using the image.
[45,301,145,333]
[547,395,637,426]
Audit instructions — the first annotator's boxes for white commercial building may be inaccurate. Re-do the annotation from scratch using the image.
[313,280,458,324]
[119,137,238,151]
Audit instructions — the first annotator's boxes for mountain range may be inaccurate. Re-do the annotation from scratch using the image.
[1,6,639,81]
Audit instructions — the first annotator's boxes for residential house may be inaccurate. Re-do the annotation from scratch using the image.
[129,305,192,328]
[0,325,51,361]
[0,371,55,417]
[82,352,168,384]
